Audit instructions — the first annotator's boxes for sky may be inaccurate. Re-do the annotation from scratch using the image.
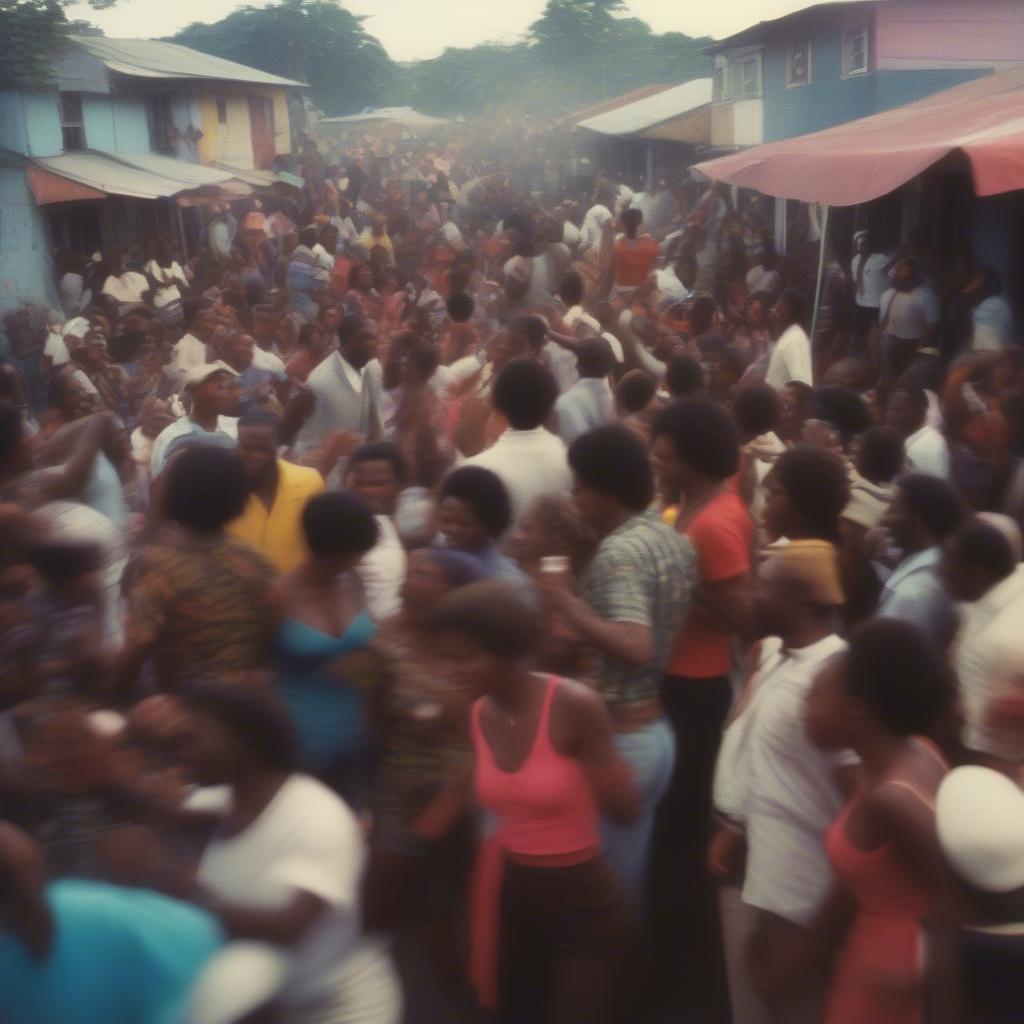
[64,0,858,61]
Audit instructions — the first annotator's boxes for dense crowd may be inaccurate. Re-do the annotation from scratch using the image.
[1,124,1023,1024]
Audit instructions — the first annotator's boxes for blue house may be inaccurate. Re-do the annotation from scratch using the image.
[708,0,1024,148]
[0,38,302,319]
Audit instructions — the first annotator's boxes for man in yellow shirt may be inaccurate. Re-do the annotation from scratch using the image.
[227,410,324,572]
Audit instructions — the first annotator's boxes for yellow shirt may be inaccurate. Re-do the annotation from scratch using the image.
[227,459,325,573]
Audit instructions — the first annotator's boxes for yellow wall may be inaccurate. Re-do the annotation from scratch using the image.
[196,86,292,169]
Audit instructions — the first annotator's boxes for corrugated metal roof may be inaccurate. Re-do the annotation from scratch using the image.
[564,85,674,126]
[32,150,237,200]
[575,79,714,136]
[320,107,450,128]
[69,36,306,88]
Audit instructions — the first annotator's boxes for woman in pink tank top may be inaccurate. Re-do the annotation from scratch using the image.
[800,619,959,1024]
[429,581,638,1023]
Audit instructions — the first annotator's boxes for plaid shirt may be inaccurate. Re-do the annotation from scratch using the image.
[581,513,696,706]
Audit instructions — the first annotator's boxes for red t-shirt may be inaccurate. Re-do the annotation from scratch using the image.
[613,235,659,287]
[669,490,753,678]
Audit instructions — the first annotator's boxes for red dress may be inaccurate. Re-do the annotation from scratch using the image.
[823,781,939,1024]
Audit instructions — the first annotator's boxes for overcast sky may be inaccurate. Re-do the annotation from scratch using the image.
[65,0,858,61]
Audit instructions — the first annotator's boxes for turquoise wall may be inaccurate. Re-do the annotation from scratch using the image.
[0,164,56,317]
[82,93,152,152]
[758,13,992,142]
[0,90,61,157]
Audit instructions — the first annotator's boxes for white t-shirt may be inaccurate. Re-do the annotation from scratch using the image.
[171,334,208,375]
[851,253,890,308]
[357,515,407,622]
[198,774,370,1005]
[580,204,612,252]
[738,634,857,926]
[144,260,189,309]
[43,331,70,367]
[101,271,149,306]
[764,324,813,391]
[253,347,286,376]
[464,427,573,527]
[904,424,951,480]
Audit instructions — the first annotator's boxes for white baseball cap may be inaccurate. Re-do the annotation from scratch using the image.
[936,765,1024,893]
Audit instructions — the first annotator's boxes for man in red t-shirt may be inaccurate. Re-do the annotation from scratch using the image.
[650,397,753,1021]
[613,208,659,300]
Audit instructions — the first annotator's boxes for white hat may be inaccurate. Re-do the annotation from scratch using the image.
[936,765,1024,893]
[184,361,239,390]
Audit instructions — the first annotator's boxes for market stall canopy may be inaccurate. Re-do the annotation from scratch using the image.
[66,36,306,88]
[320,107,450,130]
[693,63,1024,205]
[29,150,248,204]
[575,79,714,144]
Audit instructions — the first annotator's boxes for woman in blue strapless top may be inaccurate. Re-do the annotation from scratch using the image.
[274,493,382,805]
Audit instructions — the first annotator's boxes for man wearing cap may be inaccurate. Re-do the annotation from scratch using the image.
[148,362,240,479]
[710,544,855,1024]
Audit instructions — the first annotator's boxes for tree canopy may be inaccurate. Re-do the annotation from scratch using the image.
[169,0,395,116]
[168,0,712,119]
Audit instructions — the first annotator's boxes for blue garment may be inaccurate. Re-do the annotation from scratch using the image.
[0,879,222,1024]
[600,718,676,914]
[275,613,376,774]
[877,547,957,648]
[80,452,127,528]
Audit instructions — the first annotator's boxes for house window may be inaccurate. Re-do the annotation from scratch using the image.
[842,24,869,76]
[148,94,176,154]
[787,38,812,87]
[733,54,762,99]
[60,93,85,151]
[216,94,228,125]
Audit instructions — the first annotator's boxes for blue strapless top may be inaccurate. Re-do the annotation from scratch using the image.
[275,612,376,673]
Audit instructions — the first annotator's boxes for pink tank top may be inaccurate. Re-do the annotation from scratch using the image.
[471,676,598,856]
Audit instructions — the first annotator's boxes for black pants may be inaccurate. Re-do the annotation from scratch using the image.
[498,857,630,1024]
[651,675,734,1022]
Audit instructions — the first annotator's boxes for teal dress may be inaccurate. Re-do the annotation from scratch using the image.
[0,879,222,1024]
[275,612,376,802]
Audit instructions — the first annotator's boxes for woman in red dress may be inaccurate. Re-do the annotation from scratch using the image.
[804,618,959,1024]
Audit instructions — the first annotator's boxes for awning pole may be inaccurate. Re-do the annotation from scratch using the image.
[646,141,654,190]
[810,203,831,377]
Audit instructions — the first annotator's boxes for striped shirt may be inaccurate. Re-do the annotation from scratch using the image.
[581,513,695,706]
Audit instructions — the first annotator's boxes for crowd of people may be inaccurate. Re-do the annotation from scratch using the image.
[1,123,1023,1024]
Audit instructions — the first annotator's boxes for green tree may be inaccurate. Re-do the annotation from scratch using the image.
[0,0,109,91]
[1,0,69,89]
[530,0,627,58]
[169,0,396,116]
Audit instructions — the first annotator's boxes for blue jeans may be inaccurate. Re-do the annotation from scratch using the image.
[600,717,676,915]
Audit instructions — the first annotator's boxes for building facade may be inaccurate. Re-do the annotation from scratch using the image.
[0,37,303,317]
[710,0,1024,148]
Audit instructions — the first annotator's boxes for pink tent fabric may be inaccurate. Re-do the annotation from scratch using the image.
[694,64,1024,206]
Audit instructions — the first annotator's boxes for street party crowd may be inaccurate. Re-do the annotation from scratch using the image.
[0,122,1023,1024]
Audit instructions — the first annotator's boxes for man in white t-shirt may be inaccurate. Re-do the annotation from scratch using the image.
[100,253,150,316]
[878,256,940,382]
[850,231,889,345]
[710,546,854,1023]
[885,383,951,480]
[579,184,615,253]
[464,358,571,526]
[765,291,813,391]
[347,442,409,622]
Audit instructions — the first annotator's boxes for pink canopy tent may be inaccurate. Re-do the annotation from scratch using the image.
[694,63,1024,206]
